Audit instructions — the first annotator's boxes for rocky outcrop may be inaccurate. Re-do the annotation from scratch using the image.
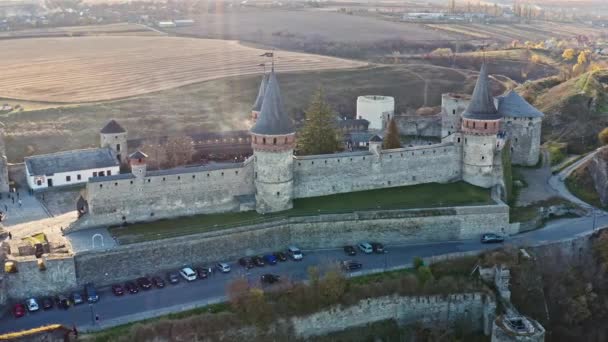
[587,147,608,206]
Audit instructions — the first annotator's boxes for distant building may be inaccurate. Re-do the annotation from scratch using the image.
[156,21,176,28]
[173,19,195,27]
[356,95,394,131]
[25,148,120,190]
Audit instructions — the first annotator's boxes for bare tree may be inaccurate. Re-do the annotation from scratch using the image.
[165,136,195,168]
[140,137,167,170]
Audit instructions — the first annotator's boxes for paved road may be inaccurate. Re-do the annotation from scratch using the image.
[2,211,607,334]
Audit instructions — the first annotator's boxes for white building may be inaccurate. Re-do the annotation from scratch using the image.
[25,148,120,190]
[356,95,395,131]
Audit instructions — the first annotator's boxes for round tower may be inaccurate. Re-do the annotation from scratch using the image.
[100,120,128,165]
[251,70,295,214]
[461,63,503,188]
[129,150,148,177]
[251,73,268,125]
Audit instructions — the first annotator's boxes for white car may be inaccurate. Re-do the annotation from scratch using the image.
[216,262,231,273]
[179,267,197,282]
[358,242,373,254]
[287,246,303,260]
[26,298,39,312]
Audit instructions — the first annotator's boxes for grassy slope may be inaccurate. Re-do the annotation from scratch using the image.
[1,65,479,162]
[110,181,492,243]
[566,161,603,208]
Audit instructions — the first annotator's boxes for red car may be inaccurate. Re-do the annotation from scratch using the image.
[13,303,26,318]
[112,284,124,296]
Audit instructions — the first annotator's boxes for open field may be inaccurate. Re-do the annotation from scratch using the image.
[110,181,492,244]
[0,36,365,103]
[426,21,607,42]
[0,23,159,39]
[0,64,497,162]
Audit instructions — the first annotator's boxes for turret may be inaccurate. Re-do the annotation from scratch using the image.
[251,70,295,213]
[496,90,544,166]
[369,135,383,157]
[129,150,148,177]
[461,63,503,188]
[251,74,268,125]
[100,120,128,165]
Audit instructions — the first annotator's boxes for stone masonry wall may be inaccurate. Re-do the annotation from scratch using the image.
[293,142,462,198]
[75,159,255,230]
[394,114,441,137]
[290,293,496,339]
[4,255,77,299]
[504,117,542,166]
[73,203,513,286]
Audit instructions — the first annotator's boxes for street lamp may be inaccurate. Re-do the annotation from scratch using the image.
[89,303,95,325]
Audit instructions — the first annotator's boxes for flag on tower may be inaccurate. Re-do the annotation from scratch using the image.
[260,52,274,57]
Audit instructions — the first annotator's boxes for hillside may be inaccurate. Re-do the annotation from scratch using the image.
[517,70,608,152]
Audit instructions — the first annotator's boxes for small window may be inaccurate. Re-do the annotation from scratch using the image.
[448,131,451,135]
[284,137,288,144]
[276,192,280,196]
[192,175,196,179]
[177,176,181,180]
[457,138,461,143]
[298,162,301,166]
[77,174,81,181]
[147,179,151,183]
[93,172,98,177]
[311,161,314,165]
[99,184,103,188]
[115,182,118,186]
[221,172,224,176]
[99,171,105,177]
[484,123,488,129]
[325,160,327,164]
[163,177,166,181]
[262,137,266,144]
[116,144,121,152]
[481,156,485,160]
[412,176,416,181]
[107,170,112,176]
[388,181,391,185]
[207,173,210,177]
[273,138,277,145]
[130,181,133,184]
[452,109,456,114]
[473,122,476,128]
[66,175,71,182]
[235,171,239,175]
[36,180,42,186]
[515,138,518,143]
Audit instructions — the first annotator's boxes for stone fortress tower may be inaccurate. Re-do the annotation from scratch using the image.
[461,63,505,188]
[251,73,268,124]
[100,119,128,165]
[250,70,296,213]
[129,150,148,177]
[496,91,544,166]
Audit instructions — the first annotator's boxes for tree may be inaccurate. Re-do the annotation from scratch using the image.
[383,118,402,149]
[164,136,195,168]
[577,51,588,65]
[598,127,608,146]
[530,54,542,63]
[296,88,341,155]
[562,48,576,61]
[140,138,167,170]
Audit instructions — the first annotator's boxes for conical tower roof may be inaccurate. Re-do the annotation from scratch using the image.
[462,63,500,120]
[251,71,294,135]
[100,119,126,134]
[252,73,268,112]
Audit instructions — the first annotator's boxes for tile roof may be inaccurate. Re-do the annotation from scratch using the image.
[462,63,501,120]
[100,120,126,134]
[25,148,119,176]
[250,71,295,135]
[496,90,544,118]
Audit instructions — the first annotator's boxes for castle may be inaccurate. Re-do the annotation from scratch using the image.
[72,64,543,230]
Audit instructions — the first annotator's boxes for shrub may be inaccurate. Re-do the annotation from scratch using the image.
[416,266,434,285]
[413,257,424,270]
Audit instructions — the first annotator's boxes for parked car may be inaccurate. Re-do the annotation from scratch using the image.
[85,283,99,303]
[217,262,231,273]
[26,298,39,312]
[112,284,125,296]
[264,254,278,265]
[152,276,165,288]
[71,292,84,305]
[358,242,373,254]
[179,267,197,282]
[239,257,255,269]
[260,274,281,284]
[287,246,303,261]
[125,282,139,294]
[371,242,385,254]
[13,303,26,318]
[343,245,357,256]
[341,260,363,271]
[167,272,180,284]
[41,297,53,310]
[252,256,265,267]
[273,251,288,262]
[196,267,209,279]
[137,277,153,290]
[481,233,504,244]
[55,295,70,309]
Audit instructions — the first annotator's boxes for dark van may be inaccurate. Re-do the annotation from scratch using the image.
[85,283,99,303]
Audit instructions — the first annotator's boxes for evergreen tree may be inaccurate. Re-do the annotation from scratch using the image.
[296,88,340,155]
[383,118,402,149]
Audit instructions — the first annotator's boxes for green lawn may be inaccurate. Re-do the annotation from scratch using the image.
[110,182,492,244]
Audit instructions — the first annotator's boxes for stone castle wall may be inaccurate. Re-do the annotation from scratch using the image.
[394,114,441,137]
[4,255,77,299]
[73,203,513,287]
[75,159,255,230]
[291,293,496,339]
[293,142,463,199]
[505,117,542,166]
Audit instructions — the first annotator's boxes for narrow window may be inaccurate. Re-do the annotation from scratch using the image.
[77,174,81,181]
[221,172,224,176]
[473,122,476,128]
[107,170,112,176]
[99,184,103,188]
[207,173,210,177]
[276,192,280,196]
[235,171,239,175]
[115,182,118,186]
[457,138,461,143]
[481,156,485,160]
[177,176,181,180]
[262,137,266,144]
[484,123,488,129]
[116,144,121,152]
[192,175,196,179]
[130,181,133,184]
[284,137,288,144]
[163,177,166,181]
[452,109,456,114]
[66,175,71,182]
[273,138,277,145]
[147,179,151,183]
